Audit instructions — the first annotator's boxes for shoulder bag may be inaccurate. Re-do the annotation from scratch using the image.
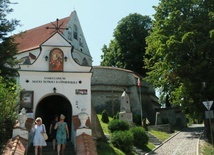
[42,124,48,140]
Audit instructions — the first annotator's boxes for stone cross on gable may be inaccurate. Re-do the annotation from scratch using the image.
[46,18,68,34]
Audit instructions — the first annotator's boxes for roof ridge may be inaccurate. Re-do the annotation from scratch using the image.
[22,16,70,33]
[13,13,71,53]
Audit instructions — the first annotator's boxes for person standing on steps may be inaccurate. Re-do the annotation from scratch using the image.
[32,117,47,155]
[54,114,69,155]
[49,114,59,151]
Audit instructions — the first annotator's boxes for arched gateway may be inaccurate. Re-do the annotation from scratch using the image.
[35,94,72,140]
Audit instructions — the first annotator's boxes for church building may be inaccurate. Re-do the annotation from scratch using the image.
[13,10,160,147]
[14,11,93,144]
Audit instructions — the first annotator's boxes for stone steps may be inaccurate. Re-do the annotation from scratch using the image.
[27,141,75,155]
[25,132,161,155]
[133,146,147,155]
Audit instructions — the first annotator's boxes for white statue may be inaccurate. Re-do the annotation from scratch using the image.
[18,108,28,129]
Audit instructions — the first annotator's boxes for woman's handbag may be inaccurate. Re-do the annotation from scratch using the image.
[42,124,48,140]
[42,132,48,140]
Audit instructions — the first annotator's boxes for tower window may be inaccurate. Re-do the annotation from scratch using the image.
[68,26,72,41]
[73,24,78,40]
[79,35,83,47]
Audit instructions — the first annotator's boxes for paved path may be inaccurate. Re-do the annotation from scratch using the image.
[148,124,204,155]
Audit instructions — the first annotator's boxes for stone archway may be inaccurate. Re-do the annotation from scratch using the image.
[35,94,72,141]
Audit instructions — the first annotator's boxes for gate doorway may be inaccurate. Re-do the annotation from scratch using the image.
[35,94,72,141]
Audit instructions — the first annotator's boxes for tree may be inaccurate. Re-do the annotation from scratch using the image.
[144,0,214,120]
[101,110,109,123]
[0,0,19,146]
[0,0,19,84]
[101,13,152,76]
[0,75,19,146]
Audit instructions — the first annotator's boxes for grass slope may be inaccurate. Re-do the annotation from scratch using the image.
[96,114,165,154]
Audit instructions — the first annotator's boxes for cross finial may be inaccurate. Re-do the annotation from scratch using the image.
[46,18,68,34]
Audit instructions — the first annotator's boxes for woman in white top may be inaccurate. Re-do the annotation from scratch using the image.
[32,117,47,155]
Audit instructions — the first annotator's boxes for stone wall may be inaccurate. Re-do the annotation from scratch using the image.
[150,124,173,133]
[91,66,160,124]
[155,107,187,128]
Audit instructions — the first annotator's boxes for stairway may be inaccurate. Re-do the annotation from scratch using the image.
[147,132,162,146]
[27,141,76,155]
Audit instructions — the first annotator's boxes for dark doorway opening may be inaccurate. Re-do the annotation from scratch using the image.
[35,95,72,141]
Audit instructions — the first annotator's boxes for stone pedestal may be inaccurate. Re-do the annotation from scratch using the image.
[13,128,29,140]
[119,112,133,125]
[76,128,92,137]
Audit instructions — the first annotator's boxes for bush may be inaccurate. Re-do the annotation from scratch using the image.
[101,110,109,123]
[111,130,134,154]
[113,112,119,120]
[108,119,129,133]
[130,127,149,148]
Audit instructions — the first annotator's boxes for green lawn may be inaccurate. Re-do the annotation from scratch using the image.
[200,141,214,155]
[97,114,113,134]
[149,129,171,141]
[97,115,125,155]
[97,140,126,155]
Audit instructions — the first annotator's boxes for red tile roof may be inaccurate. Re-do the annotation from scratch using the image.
[76,132,98,155]
[1,136,27,155]
[13,16,71,53]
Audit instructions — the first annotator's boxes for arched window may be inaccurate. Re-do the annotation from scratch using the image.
[73,24,78,40]
[82,58,89,66]
[49,48,64,71]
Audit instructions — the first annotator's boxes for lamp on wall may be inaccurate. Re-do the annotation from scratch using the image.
[64,56,68,62]
[53,87,56,93]
[45,56,48,61]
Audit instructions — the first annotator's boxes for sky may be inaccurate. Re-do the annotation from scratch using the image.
[8,0,160,66]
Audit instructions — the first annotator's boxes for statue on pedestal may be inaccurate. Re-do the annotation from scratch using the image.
[18,108,28,129]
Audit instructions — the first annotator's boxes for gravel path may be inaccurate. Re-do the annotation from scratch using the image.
[148,124,204,155]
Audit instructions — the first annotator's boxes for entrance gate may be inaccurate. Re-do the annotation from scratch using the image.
[35,95,72,141]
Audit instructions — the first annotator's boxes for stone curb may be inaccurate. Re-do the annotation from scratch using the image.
[145,130,181,155]
[196,130,205,155]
